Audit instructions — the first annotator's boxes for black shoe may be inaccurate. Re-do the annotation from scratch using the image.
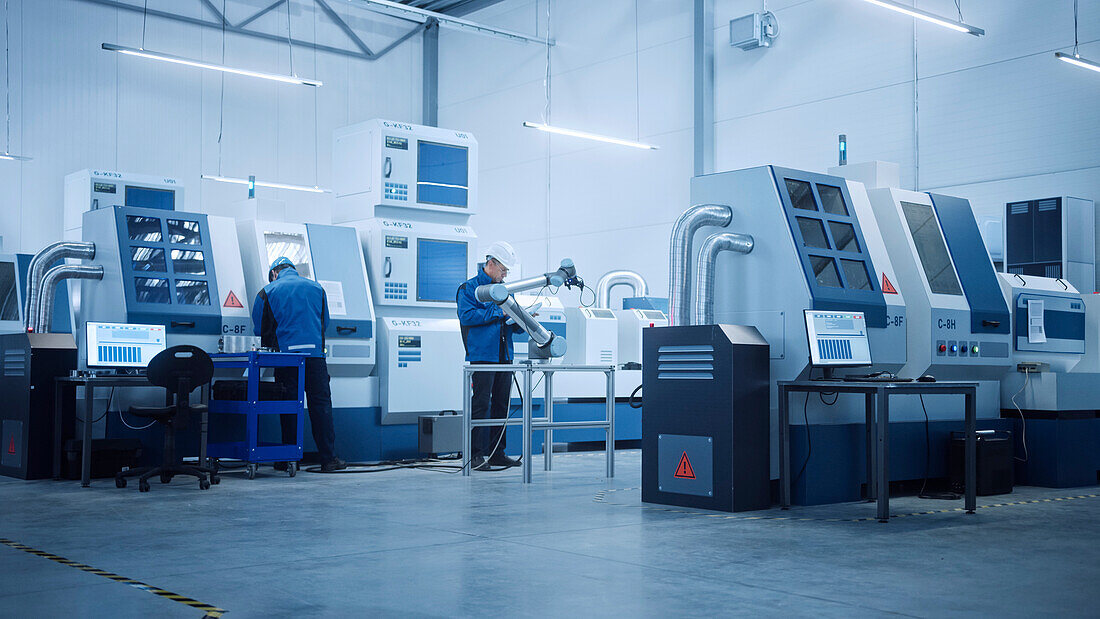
[321,458,347,472]
[488,453,520,468]
[469,456,490,471]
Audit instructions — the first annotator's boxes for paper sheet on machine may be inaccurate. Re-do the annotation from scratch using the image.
[319,280,347,316]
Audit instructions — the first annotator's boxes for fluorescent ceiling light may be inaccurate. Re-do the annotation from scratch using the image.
[353,0,553,45]
[1055,52,1100,74]
[201,174,330,194]
[102,43,322,87]
[522,122,658,150]
[860,0,984,36]
[0,152,31,161]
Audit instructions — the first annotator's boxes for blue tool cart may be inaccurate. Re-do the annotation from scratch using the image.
[208,352,306,479]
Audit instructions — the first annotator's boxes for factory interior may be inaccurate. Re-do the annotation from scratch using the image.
[1,0,1099,616]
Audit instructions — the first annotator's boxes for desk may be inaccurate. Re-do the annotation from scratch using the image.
[54,375,209,487]
[463,363,615,483]
[778,380,977,522]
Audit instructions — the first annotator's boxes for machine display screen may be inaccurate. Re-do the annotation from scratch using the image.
[804,310,872,367]
[264,231,313,279]
[398,335,422,348]
[417,141,468,208]
[416,238,467,303]
[901,201,963,295]
[125,186,175,211]
[175,280,210,305]
[385,235,409,249]
[86,322,167,368]
[93,182,116,194]
[0,262,19,321]
[385,136,409,150]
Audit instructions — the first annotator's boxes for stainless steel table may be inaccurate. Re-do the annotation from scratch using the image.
[777,380,978,522]
[462,363,615,483]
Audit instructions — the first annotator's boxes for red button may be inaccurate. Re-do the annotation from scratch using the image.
[939,344,947,352]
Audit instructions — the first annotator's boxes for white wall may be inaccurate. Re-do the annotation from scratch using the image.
[439,0,1100,305]
[0,0,425,254]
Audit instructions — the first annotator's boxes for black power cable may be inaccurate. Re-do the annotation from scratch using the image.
[917,394,959,501]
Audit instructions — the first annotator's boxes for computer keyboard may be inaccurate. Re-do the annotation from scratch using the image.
[841,374,913,383]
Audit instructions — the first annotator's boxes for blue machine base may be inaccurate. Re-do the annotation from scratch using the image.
[1003,416,1100,488]
[788,419,1015,506]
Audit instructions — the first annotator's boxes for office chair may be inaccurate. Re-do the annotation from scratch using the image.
[115,345,219,492]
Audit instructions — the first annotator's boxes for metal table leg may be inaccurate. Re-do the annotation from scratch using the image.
[522,367,533,483]
[544,371,553,471]
[779,385,790,509]
[199,383,209,469]
[876,388,890,522]
[462,368,472,476]
[865,391,875,501]
[81,384,94,488]
[606,369,615,479]
[965,389,977,514]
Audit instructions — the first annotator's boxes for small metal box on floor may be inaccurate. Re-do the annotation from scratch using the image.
[418,413,463,455]
[642,324,770,512]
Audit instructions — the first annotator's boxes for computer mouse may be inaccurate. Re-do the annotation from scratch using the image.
[917,374,936,382]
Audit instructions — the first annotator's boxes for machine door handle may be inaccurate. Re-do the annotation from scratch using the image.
[982,320,1000,328]
[336,326,357,335]
[384,256,392,277]
[171,320,196,329]
[384,157,392,178]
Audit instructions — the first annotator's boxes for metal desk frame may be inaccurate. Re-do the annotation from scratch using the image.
[462,363,615,483]
[54,375,210,488]
[778,380,978,522]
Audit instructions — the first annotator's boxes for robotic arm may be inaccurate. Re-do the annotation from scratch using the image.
[475,259,582,360]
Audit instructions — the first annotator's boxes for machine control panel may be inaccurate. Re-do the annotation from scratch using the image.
[361,219,476,309]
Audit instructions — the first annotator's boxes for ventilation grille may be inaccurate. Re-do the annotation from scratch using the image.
[657,345,714,380]
[599,349,614,363]
[1009,202,1029,215]
[1037,199,1059,211]
[3,349,27,377]
[1046,264,1061,278]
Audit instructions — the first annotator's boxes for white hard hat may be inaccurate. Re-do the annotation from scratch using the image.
[486,241,518,271]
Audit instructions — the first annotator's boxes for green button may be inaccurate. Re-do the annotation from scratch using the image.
[971,346,979,354]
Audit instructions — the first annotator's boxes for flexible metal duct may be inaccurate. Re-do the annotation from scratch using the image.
[594,270,649,309]
[668,204,732,326]
[693,232,754,326]
[36,265,104,334]
[24,241,96,332]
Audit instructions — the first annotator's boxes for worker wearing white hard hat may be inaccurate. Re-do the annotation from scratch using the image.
[455,241,523,470]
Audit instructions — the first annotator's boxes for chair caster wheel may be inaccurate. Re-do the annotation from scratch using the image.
[139,480,151,492]
[199,479,211,490]
[115,477,127,489]
[211,475,221,485]
[246,464,257,480]
[160,473,172,484]
[288,462,297,478]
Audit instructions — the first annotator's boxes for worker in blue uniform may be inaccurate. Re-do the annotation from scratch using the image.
[457,242,523,471]
[253,257,346,472]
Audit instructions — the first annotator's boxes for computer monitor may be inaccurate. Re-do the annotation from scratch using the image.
[86,322,167,369]
[804,310,871,378]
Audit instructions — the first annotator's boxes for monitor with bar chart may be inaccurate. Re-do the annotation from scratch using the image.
[803,309,872,369]
[85,322,167,369]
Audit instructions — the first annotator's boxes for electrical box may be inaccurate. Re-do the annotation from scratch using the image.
[377,317,466,425]
[729,12,777,50]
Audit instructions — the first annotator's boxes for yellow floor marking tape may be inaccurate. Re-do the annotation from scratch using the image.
[593,488,1100,523]
[0,538,226,617]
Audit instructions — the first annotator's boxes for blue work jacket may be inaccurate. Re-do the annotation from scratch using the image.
[457,269,522,363]
[252,267,329,358]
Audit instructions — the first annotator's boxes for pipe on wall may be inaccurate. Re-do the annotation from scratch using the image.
[692,232,754,326]
[668,204,732,326]
[594,270,648,309]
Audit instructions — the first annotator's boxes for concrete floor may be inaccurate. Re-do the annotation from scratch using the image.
[0,450,1097,618]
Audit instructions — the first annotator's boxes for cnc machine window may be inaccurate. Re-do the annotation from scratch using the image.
[263,232,313,279]
[841,259,873,290]
[134,278,170,304]
[126,216,162,242]
[817,184,849,216]
[809,256,842,288]
[785,179,816,211]
[131,247,167,272]
[901,201,963,295]
[167,219,202,245]
[170,250,206,275]
[175,280,211,305]
[796,217,830,249]
[0,262,19,321]
[828,222,860,253]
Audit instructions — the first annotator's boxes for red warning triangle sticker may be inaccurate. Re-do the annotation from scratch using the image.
[881,273,898,295]
[223,290,244,308]
[7,434,15,455]
[674,451,696,479]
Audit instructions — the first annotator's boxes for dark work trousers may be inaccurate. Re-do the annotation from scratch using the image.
[276,357,337,463]
[470,362,513,459]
